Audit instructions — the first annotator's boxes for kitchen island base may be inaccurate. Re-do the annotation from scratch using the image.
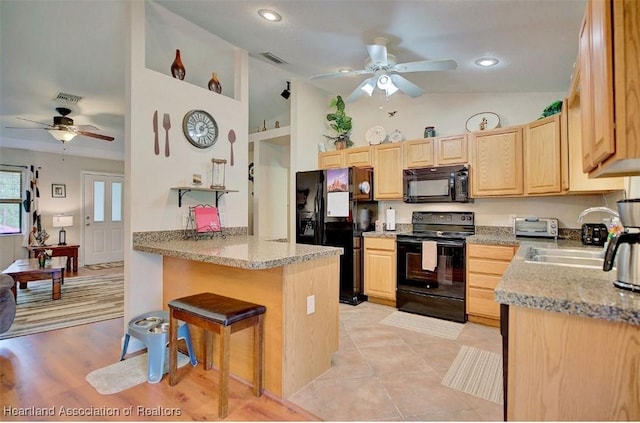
[162,255,339,399]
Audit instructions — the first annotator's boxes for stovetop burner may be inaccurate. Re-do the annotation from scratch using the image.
[398,211,475,240]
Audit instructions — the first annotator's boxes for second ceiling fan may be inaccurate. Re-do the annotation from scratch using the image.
[310,37,457,102]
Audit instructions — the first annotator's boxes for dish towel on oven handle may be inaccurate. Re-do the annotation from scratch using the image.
[421,241,438,271]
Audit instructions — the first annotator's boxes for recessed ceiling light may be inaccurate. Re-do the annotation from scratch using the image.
[339,68,352,73]
[258,9,282,22]
[475,57,499,67]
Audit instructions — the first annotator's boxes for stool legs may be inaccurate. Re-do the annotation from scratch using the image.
[219,325,231,417]
[169,311,178,386]
[253,314,264,397]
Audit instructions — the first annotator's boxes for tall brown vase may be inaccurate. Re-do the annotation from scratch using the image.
[208,72,222,93]
[171,49,186,80]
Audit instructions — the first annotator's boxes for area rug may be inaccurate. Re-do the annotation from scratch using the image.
[380,311,464,340]
[86,350,191,395]
[84,261,124,270]
[441,345,503,404]
[0,273,124,340]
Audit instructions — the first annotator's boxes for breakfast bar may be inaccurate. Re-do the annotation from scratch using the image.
[133,234,342,399]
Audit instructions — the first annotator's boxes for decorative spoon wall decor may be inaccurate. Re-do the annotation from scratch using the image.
[228,129,236,166]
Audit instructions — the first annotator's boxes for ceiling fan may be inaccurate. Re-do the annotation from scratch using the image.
[7,107,114,143]
[310,37,457,102]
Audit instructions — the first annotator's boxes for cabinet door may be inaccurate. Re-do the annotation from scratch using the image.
[404,138,435,168]
[318,151,345,169]
[373,144,403,200]
[525,114,562,194]
[437,134,468,165]
[364,238,396,300]
[580,0,615,172]
[345,146,372,167]
[471,127,524,197]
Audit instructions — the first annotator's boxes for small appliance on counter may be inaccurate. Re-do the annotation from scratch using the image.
[603,199,640,292]
[582,223,608,246]
[513,216,558,239]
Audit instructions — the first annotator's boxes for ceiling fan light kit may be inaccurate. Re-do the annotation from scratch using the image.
[310,36,457,102]
[48,129,77,143]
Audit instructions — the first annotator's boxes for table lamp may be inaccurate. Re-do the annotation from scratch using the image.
[52,215,73,245]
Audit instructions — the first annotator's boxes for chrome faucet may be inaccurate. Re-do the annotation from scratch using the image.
[577,206,620,224]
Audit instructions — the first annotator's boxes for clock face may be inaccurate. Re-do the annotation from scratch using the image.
[182,110,218,148]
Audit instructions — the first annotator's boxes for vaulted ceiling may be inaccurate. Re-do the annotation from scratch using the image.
[0,0,586,160]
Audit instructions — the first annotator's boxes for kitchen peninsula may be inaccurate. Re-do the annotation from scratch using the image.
[133,233,342,399]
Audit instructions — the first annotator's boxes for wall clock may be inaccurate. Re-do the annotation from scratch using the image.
[182,109,218,148]
[248,162,254,182]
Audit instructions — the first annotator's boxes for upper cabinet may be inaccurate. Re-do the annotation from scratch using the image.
[373,143,404,200]
[579,0,640,177]
[404,134,468,168]
[318,146,372,169]
[471,126,524,197]
[524,115,563,194]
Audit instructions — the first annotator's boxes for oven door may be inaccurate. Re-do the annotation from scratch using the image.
[396,237,467,322]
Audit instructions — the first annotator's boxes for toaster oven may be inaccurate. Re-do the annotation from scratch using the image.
[513,217,558,238]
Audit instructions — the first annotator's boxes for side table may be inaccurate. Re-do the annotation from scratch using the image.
[28,245,79,274]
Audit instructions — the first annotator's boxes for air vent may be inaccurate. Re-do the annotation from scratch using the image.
[259,52,287,65]
[54,92,83,104]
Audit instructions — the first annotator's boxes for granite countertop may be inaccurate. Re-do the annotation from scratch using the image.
[133,235,343,270]
[485,235,640,326]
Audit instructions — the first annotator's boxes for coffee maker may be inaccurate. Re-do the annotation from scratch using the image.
[603,199,640,292]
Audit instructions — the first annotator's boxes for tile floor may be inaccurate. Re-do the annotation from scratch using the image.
[289,302,504,421]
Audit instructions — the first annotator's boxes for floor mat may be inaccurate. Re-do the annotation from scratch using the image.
[380,310,464,340]
[84,261,124,270]
[86,351,191,394]
[441,345,503,404]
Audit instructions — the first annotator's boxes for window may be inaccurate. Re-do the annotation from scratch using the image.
[0,169,23,235]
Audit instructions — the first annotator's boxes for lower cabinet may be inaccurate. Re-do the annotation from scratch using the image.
[364,237,396,305]
[466,243,517,326]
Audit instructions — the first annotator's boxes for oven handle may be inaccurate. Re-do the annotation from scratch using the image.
[397,238,465,248]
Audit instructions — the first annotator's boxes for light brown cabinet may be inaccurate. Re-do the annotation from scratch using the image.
[404,134,468,168]
[579,0,640,177]
[507,306,640,420]
[466,243,517,327]
[364,237,396,305]
[318,150,344,169]
[524,115,563,194]
[471,126,524,197]
[318,146,373,169]
[373,143,404,200]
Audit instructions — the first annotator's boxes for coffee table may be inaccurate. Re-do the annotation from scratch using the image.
[2,257,67,301]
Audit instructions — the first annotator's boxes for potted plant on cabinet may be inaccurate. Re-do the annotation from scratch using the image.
[325,95,353,150]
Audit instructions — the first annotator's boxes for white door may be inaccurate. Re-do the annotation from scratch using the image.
[83,172,124,265]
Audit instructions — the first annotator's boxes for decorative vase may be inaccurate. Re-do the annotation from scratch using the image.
[208,72,222,93]
[38,252,46,268]
[335,140,346,150]
[171,49,186,80]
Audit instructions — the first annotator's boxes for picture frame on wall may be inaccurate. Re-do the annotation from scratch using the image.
[52,184,66,198]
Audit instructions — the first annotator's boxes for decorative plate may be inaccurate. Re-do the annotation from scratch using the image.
[365,125,386,145]
[465,112,500,132]
[388,129,403,143]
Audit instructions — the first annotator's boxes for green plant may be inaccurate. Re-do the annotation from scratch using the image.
[324,95,354,147]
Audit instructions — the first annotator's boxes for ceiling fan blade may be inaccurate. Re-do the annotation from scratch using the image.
[345,77,376,103]
[389,74,425,98]
[393,59,457,73]
[366,43,388,67]
[76,130,115,141]
[17,117,53,127]
[310,69,372,80]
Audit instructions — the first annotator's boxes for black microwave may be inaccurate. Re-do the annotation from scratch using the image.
[403,165,472,203]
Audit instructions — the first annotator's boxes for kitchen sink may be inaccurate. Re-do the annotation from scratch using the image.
[525,247,607,269]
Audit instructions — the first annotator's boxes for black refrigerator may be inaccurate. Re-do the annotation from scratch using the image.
[296,167,378,305]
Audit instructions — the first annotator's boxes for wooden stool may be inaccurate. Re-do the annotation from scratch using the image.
[168,292,266,418]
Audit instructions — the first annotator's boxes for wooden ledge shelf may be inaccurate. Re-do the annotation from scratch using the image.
[170,187,238,207]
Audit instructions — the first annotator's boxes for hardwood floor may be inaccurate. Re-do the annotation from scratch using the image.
[0,267,317,421]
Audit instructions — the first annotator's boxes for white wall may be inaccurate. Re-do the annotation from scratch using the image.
[0,147,123,269]
[124,1,249,325]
